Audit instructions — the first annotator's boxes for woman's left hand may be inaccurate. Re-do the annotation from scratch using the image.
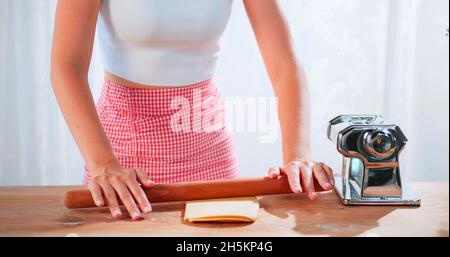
[268,159,334,201]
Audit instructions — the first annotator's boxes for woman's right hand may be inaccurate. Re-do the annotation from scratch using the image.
[87,159,155,220]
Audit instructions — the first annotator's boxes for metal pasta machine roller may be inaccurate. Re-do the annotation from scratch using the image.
[327,115,420,206]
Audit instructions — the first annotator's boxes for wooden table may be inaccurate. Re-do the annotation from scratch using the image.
[0,182,448,237]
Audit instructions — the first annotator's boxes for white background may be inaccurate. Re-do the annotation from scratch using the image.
[0,0,448,185]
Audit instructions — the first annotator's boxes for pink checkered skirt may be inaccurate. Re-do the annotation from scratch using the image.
[83,79,240,184]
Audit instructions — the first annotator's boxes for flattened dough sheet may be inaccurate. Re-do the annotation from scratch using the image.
[184,197,259,223]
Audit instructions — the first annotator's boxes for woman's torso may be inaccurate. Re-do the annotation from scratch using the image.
[97,0,234,89]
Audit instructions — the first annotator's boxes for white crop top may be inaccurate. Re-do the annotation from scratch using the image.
[97,0,233,86]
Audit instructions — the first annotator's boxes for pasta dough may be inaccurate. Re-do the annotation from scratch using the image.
[184,197,259,223]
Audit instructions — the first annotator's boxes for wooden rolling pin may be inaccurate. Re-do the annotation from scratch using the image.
[63,176,326,209]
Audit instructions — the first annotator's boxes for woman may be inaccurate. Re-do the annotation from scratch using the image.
[51,0,334,220]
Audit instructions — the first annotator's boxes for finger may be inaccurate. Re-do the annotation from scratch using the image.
[319,162,335,186]
[268,167,280,179]
[135,168,155,188]
[88,182,104,207]
[313,164,333,191]
[126,179,152,214]
[99,183,122,218]
[112,181,142,220]
[281,163,303,194]
[299,161,318,200]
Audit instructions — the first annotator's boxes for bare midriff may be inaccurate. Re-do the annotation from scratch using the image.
[104,70,191,90]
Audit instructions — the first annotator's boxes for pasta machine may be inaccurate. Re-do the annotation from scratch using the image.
[327,115,421,206]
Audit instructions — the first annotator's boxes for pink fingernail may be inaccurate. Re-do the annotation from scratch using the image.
[113,210,122,218]
[143,206,152,214]
[325,183,332,190]
[132,212,142,220]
